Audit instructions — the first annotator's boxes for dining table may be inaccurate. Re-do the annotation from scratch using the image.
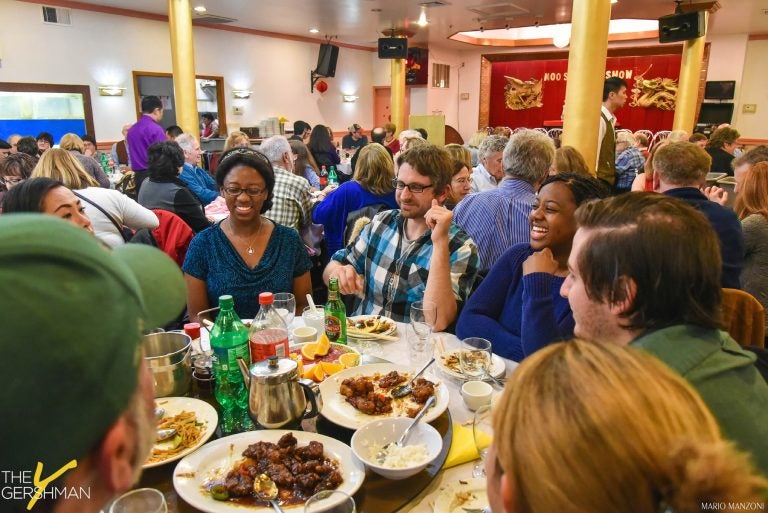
[136,320,518,513]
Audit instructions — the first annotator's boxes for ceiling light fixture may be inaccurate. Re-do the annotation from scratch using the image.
[342,94,359,103]
[418,6,428,27]
[232,89,252,99]
[610,0,618,3]
[193,5,206,12]
[309,28,319,33]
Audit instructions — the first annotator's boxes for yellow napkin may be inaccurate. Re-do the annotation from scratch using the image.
[443,422,492,469]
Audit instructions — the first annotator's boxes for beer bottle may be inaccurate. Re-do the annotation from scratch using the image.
[324,277,347,345]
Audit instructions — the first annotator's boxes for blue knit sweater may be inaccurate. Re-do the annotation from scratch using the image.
[456,243,574,361]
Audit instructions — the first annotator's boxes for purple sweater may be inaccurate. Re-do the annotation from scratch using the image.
[456,243,574,361]
[126,114,166,171]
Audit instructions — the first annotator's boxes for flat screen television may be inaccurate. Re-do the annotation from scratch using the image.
[704,81,736,100]
[698,103,734,125]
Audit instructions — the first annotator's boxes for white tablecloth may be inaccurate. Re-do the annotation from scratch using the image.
[316,321,518,512]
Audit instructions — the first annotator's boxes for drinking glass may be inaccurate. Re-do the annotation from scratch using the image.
[109,488,167,513]
[460,337,492,380]
[302,305,325,333]
[472,405,494,478]
[304,489,356,513]
[273,292,296,327]
[410,300,437,341]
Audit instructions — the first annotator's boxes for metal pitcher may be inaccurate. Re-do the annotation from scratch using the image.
[237,356,319,430]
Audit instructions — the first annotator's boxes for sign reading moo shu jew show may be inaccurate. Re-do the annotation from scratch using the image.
[488,53,683,133]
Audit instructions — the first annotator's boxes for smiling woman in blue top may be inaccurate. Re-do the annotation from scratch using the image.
[456,173,610,361]
[183,147,312,321]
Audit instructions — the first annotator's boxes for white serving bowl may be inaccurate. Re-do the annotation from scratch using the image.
[350,417,442,480]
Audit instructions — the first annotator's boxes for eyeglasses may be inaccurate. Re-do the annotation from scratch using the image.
[392,179,434,194]
[1,176,23,186]
[222,186,267,197]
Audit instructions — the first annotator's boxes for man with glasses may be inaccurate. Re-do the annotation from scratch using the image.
[323,144,479,331]
[177,133,218,206]
[259,135,312,231]
[289,120,312,143]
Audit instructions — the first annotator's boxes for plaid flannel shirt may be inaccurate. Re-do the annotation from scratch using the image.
[265,165,312,230]
[331,210,480,322]
[615,146,646,192]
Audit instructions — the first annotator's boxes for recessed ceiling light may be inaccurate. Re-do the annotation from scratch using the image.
[418,6,428,27]
[193,5,206,12]
[610,0,618,3]
[309,28,319,33]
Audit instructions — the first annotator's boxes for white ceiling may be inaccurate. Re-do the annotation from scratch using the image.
[39,0,768,49]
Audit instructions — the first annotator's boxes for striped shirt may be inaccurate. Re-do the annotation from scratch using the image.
[453,178,535,272]
[265,165,312,231]
[331,210,480,322]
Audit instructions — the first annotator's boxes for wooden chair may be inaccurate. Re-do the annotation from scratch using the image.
[649,130,671,150]
[721,288,766,348]
[547,128,563,140]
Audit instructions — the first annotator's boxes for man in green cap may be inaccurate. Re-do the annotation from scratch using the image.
[0,214,186,513]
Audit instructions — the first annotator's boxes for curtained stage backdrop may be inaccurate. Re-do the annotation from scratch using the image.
[488,52,683,133]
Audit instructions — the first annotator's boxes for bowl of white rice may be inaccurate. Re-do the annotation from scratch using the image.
[350,417,443,480]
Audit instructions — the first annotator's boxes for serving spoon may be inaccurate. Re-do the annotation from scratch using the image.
[391,358,435,398]
[254,474,284,513]
[375,396,436,464]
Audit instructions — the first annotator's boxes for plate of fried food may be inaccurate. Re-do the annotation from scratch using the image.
[317,363,449,430]
[173,430,365,513]
[144,396,218,469]
[346,315,398,340]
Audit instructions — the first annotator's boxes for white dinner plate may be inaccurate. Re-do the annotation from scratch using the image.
[436,350,507,380]
[346,315,398,340]
[144,396,218,469]
[433,478,489,513]
[173,430,365,513]
[318,363,449,430]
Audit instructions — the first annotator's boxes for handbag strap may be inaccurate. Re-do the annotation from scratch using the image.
[73,191,130,242]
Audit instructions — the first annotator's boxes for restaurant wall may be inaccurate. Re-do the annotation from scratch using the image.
[704,33,748,129]
[0,0,376,141]
[738,39,768,139]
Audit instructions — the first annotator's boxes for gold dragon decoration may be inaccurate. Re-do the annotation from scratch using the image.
[504,75,544,110]
[630,65,678,111]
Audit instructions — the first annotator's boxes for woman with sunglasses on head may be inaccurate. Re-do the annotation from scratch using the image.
[183,147,313,321]
[456,173,610,361]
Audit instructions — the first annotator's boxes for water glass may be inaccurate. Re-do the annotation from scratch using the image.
[472,405,494,478]
[109,488,167,513]
[460,337,491,380]
[407,325,433,365]
[410,300,437,340]
[302,305,325,333]
[273,292,296,327]
[304,490,356,513]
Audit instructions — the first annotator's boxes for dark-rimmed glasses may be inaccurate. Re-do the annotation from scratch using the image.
[392,179,434,194]
[222,186,267,197]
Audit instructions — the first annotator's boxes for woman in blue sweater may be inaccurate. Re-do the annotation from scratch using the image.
[313,143,398,254]
[456,173,609,361]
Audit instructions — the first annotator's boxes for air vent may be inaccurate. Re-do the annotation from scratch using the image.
[192,13,237,24]
[42,6,71,25]
[466,2,529,18]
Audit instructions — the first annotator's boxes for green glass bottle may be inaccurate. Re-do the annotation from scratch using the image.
[328,166,339,187]
[210,295,252,434]
[324,277,347,345]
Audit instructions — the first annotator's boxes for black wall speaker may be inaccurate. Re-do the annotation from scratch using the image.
[658,11,705,43]
[378,37,408,59]
[315,44,339,77]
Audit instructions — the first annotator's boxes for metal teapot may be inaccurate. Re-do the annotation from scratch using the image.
[237,356,319,429]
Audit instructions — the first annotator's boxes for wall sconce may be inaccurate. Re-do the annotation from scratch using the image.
[98,86,125,96]
[232,89,252,99]
[342,95,359,103]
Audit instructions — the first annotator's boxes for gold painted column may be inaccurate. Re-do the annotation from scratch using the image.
[391,56,407,138]
[673,12,707,133]
[168,0,199,138]
[561,0,612,175]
